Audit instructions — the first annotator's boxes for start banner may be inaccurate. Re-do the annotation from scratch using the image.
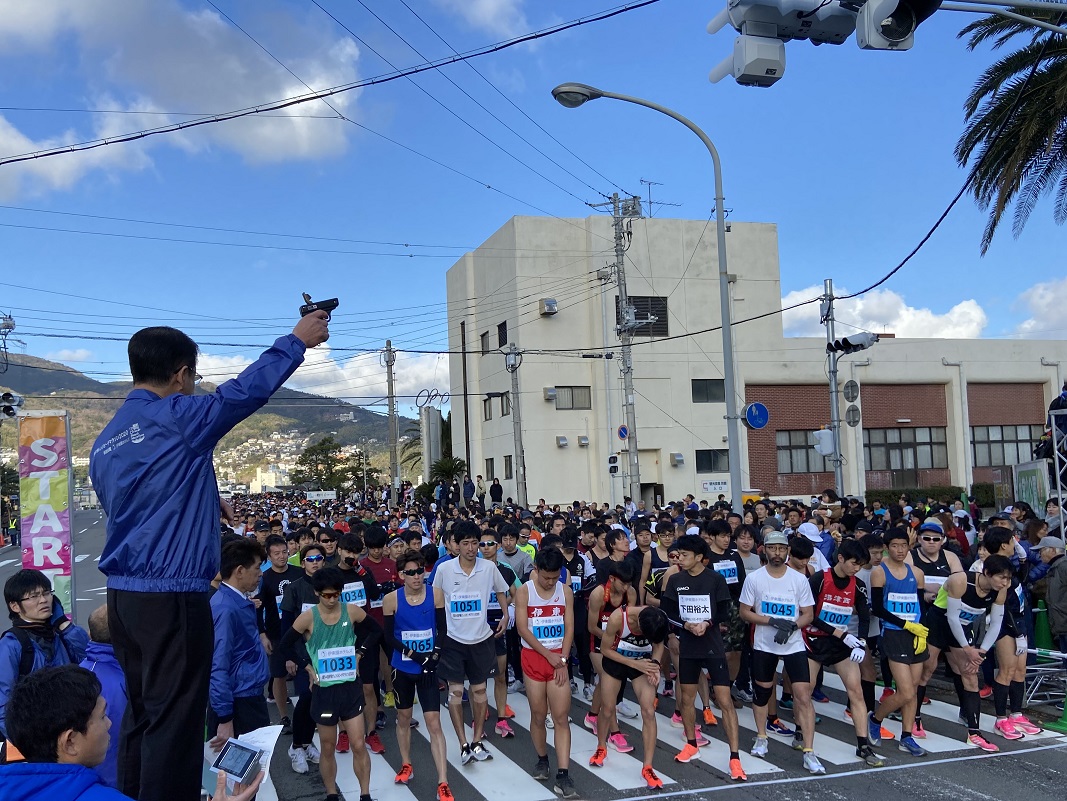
[18,411,76,615]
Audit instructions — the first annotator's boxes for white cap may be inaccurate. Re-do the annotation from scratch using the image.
[798,521,822,542]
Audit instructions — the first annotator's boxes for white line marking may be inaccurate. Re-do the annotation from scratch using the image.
[76,554,90,562]
[732,699,862,765]
[0,559,17,568]
[650,707,781,776]
[78,528,89,534]
[311,730,419,801]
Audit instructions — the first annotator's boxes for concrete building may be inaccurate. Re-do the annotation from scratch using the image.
[446,215,1063,506]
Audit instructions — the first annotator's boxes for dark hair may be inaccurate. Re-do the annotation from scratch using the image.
[673,534,707,558]
[7,665,102,762]
[296,526,315,541]
[859,533,884,551]
[705,519,731,536]
[499,523,519,540]
[632,519,652,535]
[534,547,565,573]
[982,528,1014,555]
[452,520,481,543]
[397,549,425,571]
[264,534,288,553]
[338,532,364,554]
[735,524,761,546]
[637,607,669,644]
[657,522,676,537]
[607,558,637,584]
[789,536,815,559]
[220,538,265,579]
[605,528,628,551]
[540,534,563,551]
[420,543,440,570]
[4,569,52,620]
[982,554,1014,577]
[312,567,346,593]
[364,525,388,549]
[128,326,198,385]
[480,528,501,543]
[299,543,325,562]
[835,538,870,566]
[883,526,910,545]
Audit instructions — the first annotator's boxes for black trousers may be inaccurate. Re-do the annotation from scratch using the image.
[206,695,271,740]
[108,589,213,801]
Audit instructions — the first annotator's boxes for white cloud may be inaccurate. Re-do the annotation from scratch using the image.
[1014,277,1067,338]
[198,353,255,384]
[287,346,448,405]
[0,0,361,196]
[43,348,94,363]
[434,0,530,37]
[781,285,988,339]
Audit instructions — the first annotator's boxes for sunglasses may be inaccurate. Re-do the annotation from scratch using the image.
[479,541,498,547]
[400,567,426,576]
[304,554,325,563]
[318,591,340,599]
[920,536,943,543]
[319,538,336,544]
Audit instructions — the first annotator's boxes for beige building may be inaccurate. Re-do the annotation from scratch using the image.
[446,215,1063,506]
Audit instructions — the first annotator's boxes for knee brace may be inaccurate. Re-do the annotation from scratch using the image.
[753,683,774,707]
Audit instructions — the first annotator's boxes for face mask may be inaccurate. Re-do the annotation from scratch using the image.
[343,556,356,567]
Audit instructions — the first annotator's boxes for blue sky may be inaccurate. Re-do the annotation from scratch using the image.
[0,0,1062,418]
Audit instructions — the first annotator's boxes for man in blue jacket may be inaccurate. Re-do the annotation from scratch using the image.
[89,312,329,801]
[1,569,89,740]
[208,538,270,750]
[79,605,127,790]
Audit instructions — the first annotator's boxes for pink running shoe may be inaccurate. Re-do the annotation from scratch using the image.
[1009,714,1042,735]
[993,719,1024,740]
[967,733,999,752]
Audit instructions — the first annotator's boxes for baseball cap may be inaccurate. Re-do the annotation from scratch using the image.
[798,522,822,542]
[253,521,270,532]
[918,518,944,534]
[1036,536,1065,551]
[952,509,968,519]
[855,520,874,533]
[763,531,789,547]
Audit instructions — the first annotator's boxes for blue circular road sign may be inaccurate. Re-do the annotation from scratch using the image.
[743,402,770,430]
[618,425,628,440]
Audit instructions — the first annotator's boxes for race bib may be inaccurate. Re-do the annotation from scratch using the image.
[571,575,582,593]
[678,594,712,624]
[401,628,433,662]
[449,592,483,619]
[301,602,316,614]
[531,614,565,650]
[617,639,653,659]
[342,581,367,607]
[488,594,501,612]
[713,560,739,584]
[958,602,985,625]
[887,592,919,622]
[759,594,797,620]
[818,601,853,627]
[370,597,384,609]
[317,646,357,682]
[924,575,947,593]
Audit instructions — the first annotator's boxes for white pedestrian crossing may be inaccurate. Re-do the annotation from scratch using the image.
[314,731,420,801]
[649,709,782,776]
[731,700,864,765]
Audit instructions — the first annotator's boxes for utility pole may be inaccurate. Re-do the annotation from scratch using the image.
[505,344,528,508]
[384,340,399,501]
[821,279,845,496]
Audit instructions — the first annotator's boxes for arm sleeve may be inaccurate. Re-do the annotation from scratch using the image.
[209,608,236,721]
[979,604,1005,652]
[355,613,382,655]
[280,626,311,668]
[945,596,972,648]
[855,582,871,638]
[871,586,909,630]
[383,613,403,656]
[659,579,683,630]
[436,605,448,643]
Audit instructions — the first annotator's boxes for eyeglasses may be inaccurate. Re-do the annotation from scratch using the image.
[920,536,943,543]
[194,373,203,385]
[304,555,325,563]
[18,589,52,603]
[319,538,336,544]
[400,567,426,576]
[318,591,340,600]
[479,541,498,547]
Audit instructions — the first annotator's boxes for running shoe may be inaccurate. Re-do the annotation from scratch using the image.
[767,719,795,737]
[336,731,350,753]
[643,766,664,789]
[979,686,992,700]
[384,691,397,708]
[496,719,515,738]
[912,720,927,739]
[675,743,700,763]
[582,683,595,701]
[460,743,474,765]
[533,756,550,780]
[546,714,554,730]
[888,711,903,722]
[617,699,639,719]
[589,746,607,767]
[879,724,896,741]
[279,716,292,735]
[670,711,684,728]
[922,697,931,705]
[365,731,385,754]
[584,713,599,735]
[968,733,999,752]
[779,697,794,711]
[750,736,769,757]
[571,678,579,694]
[729,757,748,781]
[508,679,524,694]
[305,743,320,764]
[554,773,579,799]
[500,704,516,719]
[867,713,883,746]
[376,710,386,731]
[857,745,886,767]
[288,745,309,774]
[879,687,895,703]
[395,763,413,784]
[608,732,634,753]
[694,728,711,747]
[663,679,675,698]
[803,752,826,775]
[812,689,830,703]
[437,783,455,801]
[791,733,805,751]
[993,719,1024,740]
[732,686,754,704]
[898,735,927,757]
[703,707,718,726]
[471,741,493,761]
[1010,714,1042,735]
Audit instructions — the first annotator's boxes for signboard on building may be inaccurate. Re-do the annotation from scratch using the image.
[991,467,1014,513]
[1013,460,1050,512]
[306,490,337,501]
[702,480,729,495]
[18,411,76,616]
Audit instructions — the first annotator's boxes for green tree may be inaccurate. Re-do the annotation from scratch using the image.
[1,464,18,497]
[429,455,467,485]
[442,411,453,459]
[956,14,1067,252]
[291,436,359,492]
[399,422,422,476]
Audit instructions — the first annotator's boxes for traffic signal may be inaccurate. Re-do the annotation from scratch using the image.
[0,391,23,418]
[827,333,879,354]
[856,0,942,50]
[812,429,835,456]
[608,454,620,475]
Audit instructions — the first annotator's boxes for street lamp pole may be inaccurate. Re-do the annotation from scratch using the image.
[552,83,744,507]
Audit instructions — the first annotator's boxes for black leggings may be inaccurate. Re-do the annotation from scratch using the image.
[291,669,316,747]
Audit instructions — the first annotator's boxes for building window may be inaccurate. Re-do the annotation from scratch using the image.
[504,455,514,480]
[692,379,726,404]
[497,321,508,348]
[485,458,495,480]
[776,430,833,474]
[482,397,492,421]
[480,331,490,355]
[972,424,1044,467]
[696,449,730,473]
[500,392,511,416]
[863,427,948,471]
[616,296,669,337]
[555,385,592,410]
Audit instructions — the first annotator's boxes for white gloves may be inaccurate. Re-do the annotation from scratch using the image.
[1015,636,1027,656]
[849,646,866,663]
[508,604,516,630]
[842,633,865,650]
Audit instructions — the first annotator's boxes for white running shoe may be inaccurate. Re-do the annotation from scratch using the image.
[288,746,309,774]
[617,700,639,719]
[305,743,320,764]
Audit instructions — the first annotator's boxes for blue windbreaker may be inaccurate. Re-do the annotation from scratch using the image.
[79,641,128,789]
[0,763,130,801]
[210,585,270,721]
[90,335,305,592]
[0,623,89,738]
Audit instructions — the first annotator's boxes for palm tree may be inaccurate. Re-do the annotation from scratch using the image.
[955,14,1067,253]
[429,456,467,485]
[399,422,422,475]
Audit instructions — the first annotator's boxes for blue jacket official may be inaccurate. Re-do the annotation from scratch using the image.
[80,641,128,789]
[210,584,269,722]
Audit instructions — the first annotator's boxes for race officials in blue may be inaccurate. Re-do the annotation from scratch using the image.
[88,311,330,801]
[208,583,270,735]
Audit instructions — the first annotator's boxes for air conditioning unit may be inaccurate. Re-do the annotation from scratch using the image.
[543,387,557,401]
[556,436,569,448]
[539,298,558,316]
[669,452,684,466]
[577,435,590,447]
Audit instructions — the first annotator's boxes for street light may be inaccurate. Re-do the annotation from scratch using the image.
[552,82,745,508]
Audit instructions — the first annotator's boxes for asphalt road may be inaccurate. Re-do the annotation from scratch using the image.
[0,507,109,632]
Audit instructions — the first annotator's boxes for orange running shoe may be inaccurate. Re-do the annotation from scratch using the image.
[588,746,607,767]
[729,757,748,782]
[502,704,516,719]
[437,782,455,801]
[704,707,718,726]
[394,764,414,784]
[674,743,700,763]
[642,766,664,789]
